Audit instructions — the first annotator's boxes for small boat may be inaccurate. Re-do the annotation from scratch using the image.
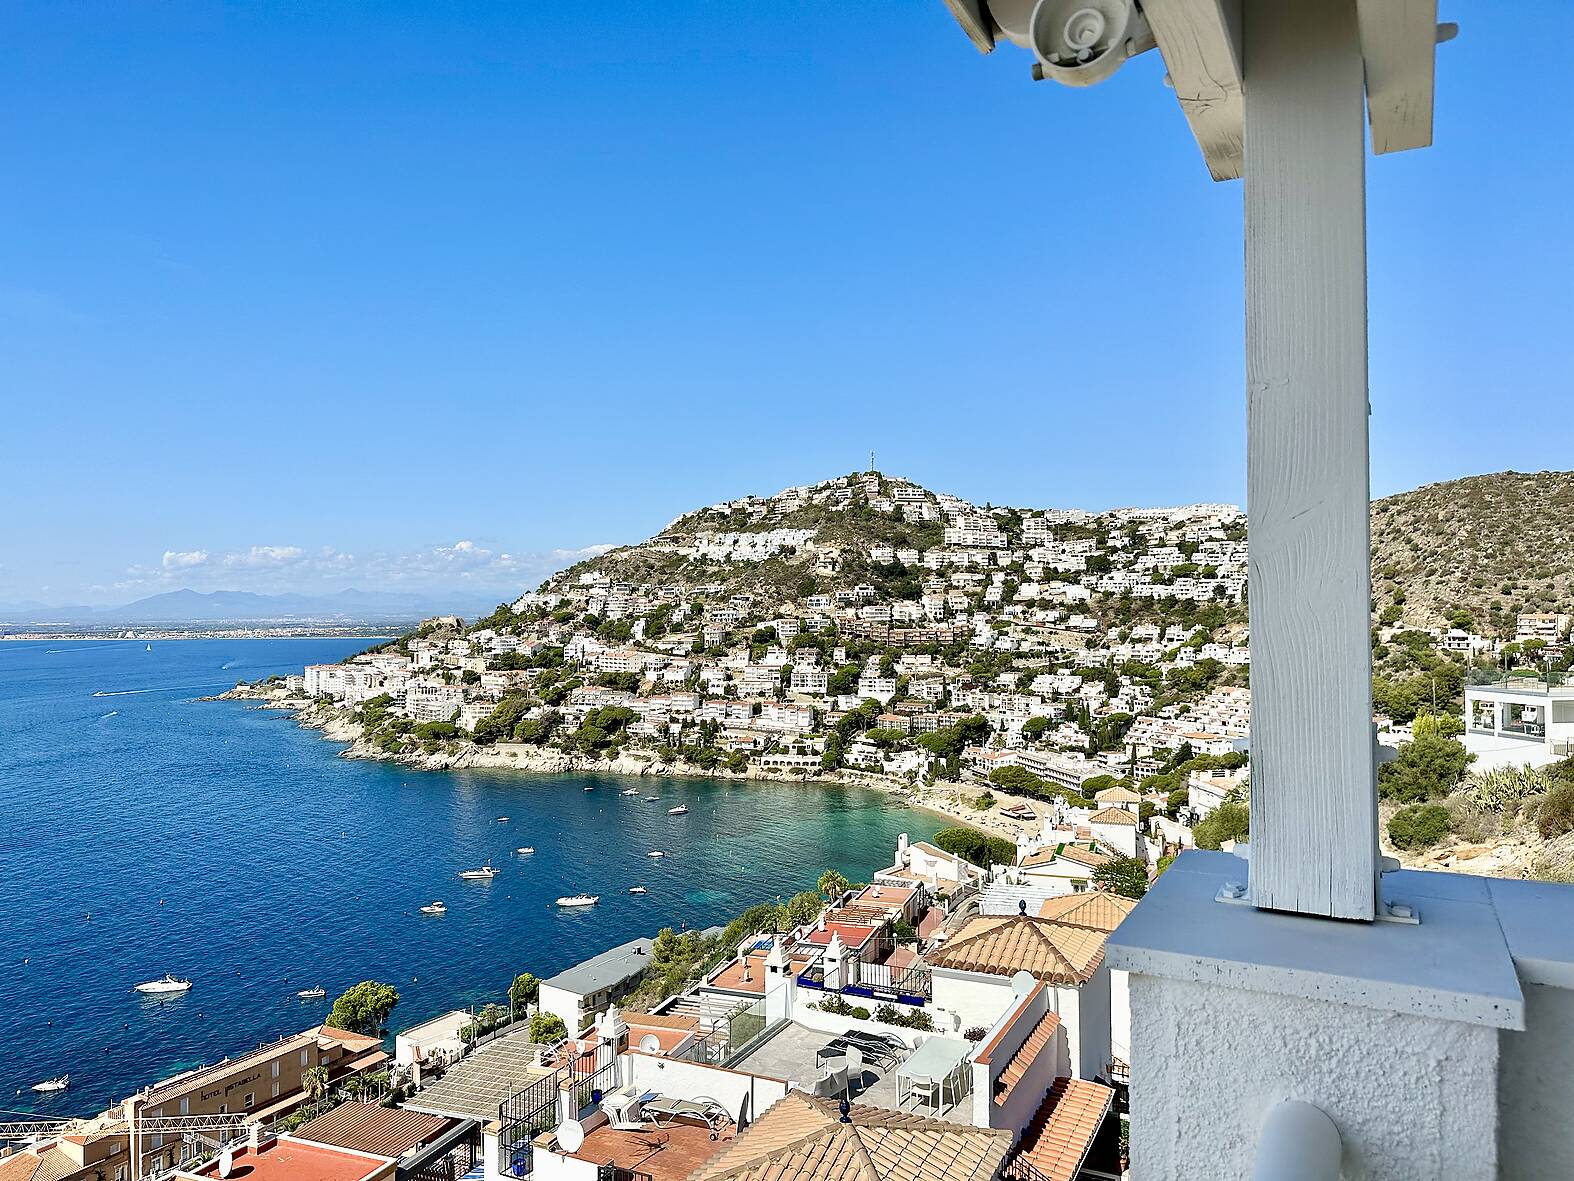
[145,643,152,652]
[419,901,447,915]
[629,886,648,895]
[296,986,326,999]
[583,785,594,792]
[458,864,499,880]
[667,805,689,815]
[134,975,193,995]
[556,894,600,908]
[516,847,535,855]
[643,796,660,802]
[32,1075,69,1093]
[496,816,510,823]
[621,788,640,796]
[647,850,666,858]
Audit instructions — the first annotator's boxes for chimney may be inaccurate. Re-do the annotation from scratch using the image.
[897,832,910,863]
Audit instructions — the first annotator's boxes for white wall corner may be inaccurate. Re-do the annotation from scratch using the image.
[1108,851,1526,1178]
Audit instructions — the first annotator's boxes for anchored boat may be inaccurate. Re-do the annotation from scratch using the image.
[667,804,689,815]
[556,893,599,908]
[32,1075,69,1093]
[420,901,448,915]
[458,864,499,880]
[134,975,192,995]
[296,986,326,999]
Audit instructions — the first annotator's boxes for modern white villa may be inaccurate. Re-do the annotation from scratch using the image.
[1464,671,1574,770]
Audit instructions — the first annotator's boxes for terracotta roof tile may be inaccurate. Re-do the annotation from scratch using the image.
[993,1010,1062,1105]
[926,916,1107,985]
[1013,1077,1114,1181]
[1034,892,1138,933]
[1093,787,1142,803]
[1087,807,1138,826]
[686,1092,1009,1181]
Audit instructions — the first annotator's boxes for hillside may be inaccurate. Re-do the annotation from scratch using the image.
[1372,470,1574,635]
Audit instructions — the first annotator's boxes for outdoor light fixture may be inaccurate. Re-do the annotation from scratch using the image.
[942,0,1155,86]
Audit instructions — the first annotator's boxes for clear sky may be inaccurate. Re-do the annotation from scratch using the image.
[2,2,1569,605]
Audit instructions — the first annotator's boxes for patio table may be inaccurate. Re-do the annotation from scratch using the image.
[895,1036,971,1114]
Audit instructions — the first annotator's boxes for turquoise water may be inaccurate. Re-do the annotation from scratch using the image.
[0,638,939,1115]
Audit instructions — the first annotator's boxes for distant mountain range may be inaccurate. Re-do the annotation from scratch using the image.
[0,588,507,626]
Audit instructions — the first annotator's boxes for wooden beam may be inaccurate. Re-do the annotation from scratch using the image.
[1357,0,1438,154]
[1144,0,1244,181]
[1243,0,1378,920]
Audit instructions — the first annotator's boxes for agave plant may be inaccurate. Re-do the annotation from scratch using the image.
[1464,764,1552,813]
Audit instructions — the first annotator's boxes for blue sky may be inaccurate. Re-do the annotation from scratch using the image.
[2,1,1569,605]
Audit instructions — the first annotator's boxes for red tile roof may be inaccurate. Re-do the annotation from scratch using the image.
[1013,1078,1114,1181]
[992,1011,1062,1106]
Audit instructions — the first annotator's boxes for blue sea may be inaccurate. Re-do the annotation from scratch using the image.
[0,638,939,1115]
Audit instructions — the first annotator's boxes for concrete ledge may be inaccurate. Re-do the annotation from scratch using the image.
[1106,851,1525,1030]
[1486,877,1574,990]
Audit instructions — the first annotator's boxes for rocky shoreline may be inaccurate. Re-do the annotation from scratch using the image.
[209,682,1035,843]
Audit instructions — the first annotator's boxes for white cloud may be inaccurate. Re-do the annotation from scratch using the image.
[117,536,621,599]
[222,545,306,569]
[162,549,210,570]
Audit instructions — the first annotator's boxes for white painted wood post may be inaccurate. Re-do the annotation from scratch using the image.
[1244,0,1379,920]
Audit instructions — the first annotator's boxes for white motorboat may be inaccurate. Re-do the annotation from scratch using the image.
[496,816,510,823]
[134,975,193,995]
[516,847,535,855]
[556,894,600,908]
[296,986,326,999]
[419,901,448,915]
[647,850,666,858]
[583,785,594,792]
[621,788,640,796]
[667,805,689,815]
[629,886,648,895]
[643,796,660,802]
[32,1075,69,1093]
[458,864,499,880]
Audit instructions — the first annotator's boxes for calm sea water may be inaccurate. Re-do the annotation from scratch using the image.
[0,638,938,1115]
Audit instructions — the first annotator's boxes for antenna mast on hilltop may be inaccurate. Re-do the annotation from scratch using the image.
[868,450,875,473]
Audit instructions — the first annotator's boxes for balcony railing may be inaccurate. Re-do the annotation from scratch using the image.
[1468,668,1571,693]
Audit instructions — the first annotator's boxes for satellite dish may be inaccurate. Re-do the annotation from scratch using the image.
[557,1118,585,1153]
[1010,970,1037,996]
[639,1033,662,1054]
[218,1147,234,1178]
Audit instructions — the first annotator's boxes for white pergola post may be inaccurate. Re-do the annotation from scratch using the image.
[1243,0,1378,920]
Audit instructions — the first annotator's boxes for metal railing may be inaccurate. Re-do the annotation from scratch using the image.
[1468,668,1571,692]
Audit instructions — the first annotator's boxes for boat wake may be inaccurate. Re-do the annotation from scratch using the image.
[100,711,119,720]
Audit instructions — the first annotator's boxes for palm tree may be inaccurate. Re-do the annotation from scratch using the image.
[302,1065,329,1108]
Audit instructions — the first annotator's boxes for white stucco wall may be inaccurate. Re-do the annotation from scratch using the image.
[930,969,1016,1033]
[1126,973,1499,1179]
[1497,981,1574,1176]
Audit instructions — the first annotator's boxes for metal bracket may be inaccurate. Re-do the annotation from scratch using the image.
[1376,899,1420,925]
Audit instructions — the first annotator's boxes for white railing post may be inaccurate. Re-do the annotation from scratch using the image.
[1244,0,1379,920]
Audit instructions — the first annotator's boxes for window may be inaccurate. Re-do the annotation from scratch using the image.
[271,1060,281,1078]
[271,1082,280,1098]
[243,1092,254,1109]
[218,1104,227,1114]
[178,1097,190,1115]
[301,1049,310,1065]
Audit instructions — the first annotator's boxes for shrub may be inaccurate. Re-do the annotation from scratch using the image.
[964,1026,988,1042]
[1538,783,1574,840]
[1387,804,1451,850]
[529,1011,568,1044]
[1193,801,1250,850]
[1444,795,1500,844]
[849,1006,871,1020]
[933,826,1016,869]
